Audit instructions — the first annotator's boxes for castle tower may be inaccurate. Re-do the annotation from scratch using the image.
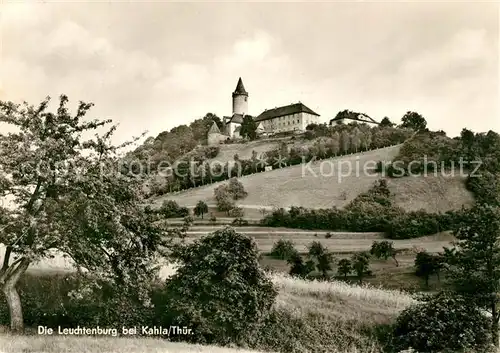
[232,77,248,115]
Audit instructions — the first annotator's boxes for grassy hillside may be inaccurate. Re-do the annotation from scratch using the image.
[0,272,417,353]
[387,173,474,213]
[154,145,473,213]
[207,138,286,163]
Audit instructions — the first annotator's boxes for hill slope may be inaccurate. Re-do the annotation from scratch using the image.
[153,144,474,213]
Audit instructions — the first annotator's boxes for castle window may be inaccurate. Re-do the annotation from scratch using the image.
[244,97,247,102]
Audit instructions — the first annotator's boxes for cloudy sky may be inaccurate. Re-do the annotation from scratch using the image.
[1,1,499,145]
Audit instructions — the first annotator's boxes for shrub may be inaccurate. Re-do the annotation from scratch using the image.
[232,217,249,226]
[228,206,244,218]
[392,292,492,352]
[270,239,298,260]
[227,177,248,200]
[159,200,189,218]
[161,227,277,346]
[214,185,235,214]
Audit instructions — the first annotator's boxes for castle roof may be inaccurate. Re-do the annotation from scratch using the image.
[224,113,254,124]
[255,102,320,122]
[233,77,248,96]
[208,121,221,134]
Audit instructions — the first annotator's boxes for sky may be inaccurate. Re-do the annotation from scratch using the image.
[1,1,499,145]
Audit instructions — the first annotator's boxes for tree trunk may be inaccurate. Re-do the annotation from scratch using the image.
[392,255,399,267]
[1,258,30,333]
[492,302,499,347]
[2,284,24,333]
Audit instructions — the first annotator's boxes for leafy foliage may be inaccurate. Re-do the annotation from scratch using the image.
[399,111,427,132]
[444,204,500,346]
[336,258,352,279]
[214,184,235,214]
[159,200,189,218]
[370,240,398,266]
[351,252,371,283]
[240,115,258,140]
[379,117,395,127]
[161,227,277,345]
[414,251,442,288]
[0,95,167,331]
[261,179,456,239]
[193,200,209,219]
[392,292,492,352]
[270,239,298,260]
[307,241,334,279]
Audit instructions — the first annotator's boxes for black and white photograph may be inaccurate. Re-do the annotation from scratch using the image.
[0,1,499,352]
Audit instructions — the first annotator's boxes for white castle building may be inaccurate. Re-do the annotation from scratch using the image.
[208,78,320,145]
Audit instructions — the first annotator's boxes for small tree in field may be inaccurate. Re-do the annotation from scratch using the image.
[370,240,398,266]
[0,96,167,332]
[414,251,442,288]
[287,252,315,279]
[337,258,352,279]
[352,252,371,284]
[194,200,209,219]
[307,241,334,279]
[270,239,297,260]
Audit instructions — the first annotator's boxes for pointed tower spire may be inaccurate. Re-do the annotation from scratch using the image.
[233,77,248,96]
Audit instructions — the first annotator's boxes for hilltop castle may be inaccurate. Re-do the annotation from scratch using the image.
[208,78,320,145]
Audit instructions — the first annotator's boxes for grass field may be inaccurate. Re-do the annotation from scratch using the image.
[154,145,473,214]
[0,272,418,353]
[184,226,454,253]
[207,138,286,163]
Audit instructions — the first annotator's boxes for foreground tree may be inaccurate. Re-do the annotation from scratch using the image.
[162,227,277,345]
[393,292,491,352]
[0,96,166,332]
[444,204,500,347]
